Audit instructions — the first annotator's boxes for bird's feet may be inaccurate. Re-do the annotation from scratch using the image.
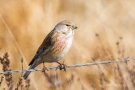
[55,60,66,72]
[42,62,48,72]
[43,66,48,72]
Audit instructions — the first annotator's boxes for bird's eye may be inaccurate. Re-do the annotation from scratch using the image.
[66,24,71,26]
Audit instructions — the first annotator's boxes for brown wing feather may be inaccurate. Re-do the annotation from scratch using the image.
[29,30,57,65]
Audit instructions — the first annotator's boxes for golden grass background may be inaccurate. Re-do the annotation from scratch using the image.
[0,0,135,90]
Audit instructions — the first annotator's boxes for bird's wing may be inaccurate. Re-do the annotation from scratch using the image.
[29,30,57,66]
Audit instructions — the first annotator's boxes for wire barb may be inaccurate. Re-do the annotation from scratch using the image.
[0,57,135,75]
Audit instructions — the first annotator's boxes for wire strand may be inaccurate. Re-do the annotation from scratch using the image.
[0,57,135,75]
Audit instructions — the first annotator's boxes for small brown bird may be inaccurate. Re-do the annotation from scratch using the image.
[23,20,77,79]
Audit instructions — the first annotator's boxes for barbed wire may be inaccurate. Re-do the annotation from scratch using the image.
[0,57,135,75]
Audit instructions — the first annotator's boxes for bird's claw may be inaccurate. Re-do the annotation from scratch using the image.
[42,62,48,72]
[55,60,66,72]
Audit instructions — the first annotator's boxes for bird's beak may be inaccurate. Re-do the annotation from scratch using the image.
[72,26,78,30]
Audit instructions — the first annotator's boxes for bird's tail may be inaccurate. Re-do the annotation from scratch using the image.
[23,61,37,79]
[23,71,31,79]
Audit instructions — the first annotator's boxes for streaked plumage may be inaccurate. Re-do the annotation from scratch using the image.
[23,20,77,79]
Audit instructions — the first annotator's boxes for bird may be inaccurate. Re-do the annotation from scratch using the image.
[23,20,77,79]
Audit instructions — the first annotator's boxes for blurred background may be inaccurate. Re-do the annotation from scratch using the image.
[0,0,135,90]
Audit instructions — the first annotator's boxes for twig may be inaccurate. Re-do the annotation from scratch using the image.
[25,79,30,90]
[0,75,5,86]
[15,58,24,90]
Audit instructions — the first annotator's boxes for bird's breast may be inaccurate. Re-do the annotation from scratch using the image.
[45,35,73,62]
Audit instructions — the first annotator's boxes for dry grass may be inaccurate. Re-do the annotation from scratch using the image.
[0,0,135,90]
